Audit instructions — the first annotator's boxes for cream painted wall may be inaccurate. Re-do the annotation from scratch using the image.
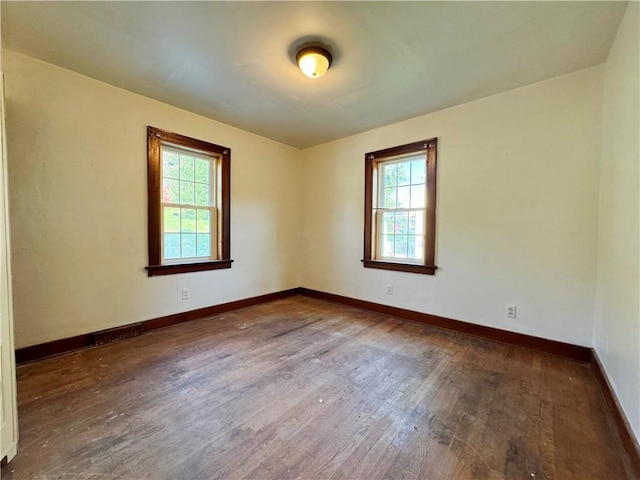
[3,50,301,349]
[594,3,640,442]
[301,67,603,346]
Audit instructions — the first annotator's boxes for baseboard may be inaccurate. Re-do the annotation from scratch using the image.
[298,287,640,471]
[14,285,638,472]
[298,287,591,362]
[17,286,589,365]
[15,287,302,365]
[591,350,640,476]
[15,333,95,365]
[142,288,302,332]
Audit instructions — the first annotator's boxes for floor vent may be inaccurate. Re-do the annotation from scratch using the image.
[93,323,144,346]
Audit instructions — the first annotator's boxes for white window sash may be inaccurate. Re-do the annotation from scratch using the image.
[374,208,426,263]
[161,207,218,264]
[373,152,428,263]
[159,144,218,263]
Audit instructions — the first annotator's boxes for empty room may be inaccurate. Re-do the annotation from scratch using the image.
[0,1,638,479]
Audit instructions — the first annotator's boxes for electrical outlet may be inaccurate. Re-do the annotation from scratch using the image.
[386,285,393,295]
[181,288,190,301]
[506,304,517,318]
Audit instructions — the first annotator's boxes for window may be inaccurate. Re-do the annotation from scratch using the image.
[146,126,231,276]
[363,138,437,274]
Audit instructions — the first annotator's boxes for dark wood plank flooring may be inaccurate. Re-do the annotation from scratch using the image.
[1,295,634,479]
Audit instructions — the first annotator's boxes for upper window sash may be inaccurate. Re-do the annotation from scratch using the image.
[160,146,217,204]
[159,146,216,209]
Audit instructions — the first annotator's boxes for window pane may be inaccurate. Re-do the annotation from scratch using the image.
[181,208,196,233]
[180,181,195,204]
[383,187,397,208]
[408,235,424,260]
[195,183,210,206]
[381,234,394,257]
[394,235,408,257]
[162,151,179,179]
[411,159,426,184]
[163,207,180,233]
[164,234,181,259]
[182,234,196,257]
[408,211,424,234]
[180,155,195,181]
[407,235,416,259]
[410,184,425,208]
[195,158,210,184]
[381,212,395,234]
[162,178,180,203]
[197,209,210,233]
[397,161,411,186]
[196,234,211,257]
[383,164,397,188]
[395,212,408,234]
[397,185,410,208]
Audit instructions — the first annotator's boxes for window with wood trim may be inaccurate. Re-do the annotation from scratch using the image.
[363,138,437,275]
[146,126,231,276]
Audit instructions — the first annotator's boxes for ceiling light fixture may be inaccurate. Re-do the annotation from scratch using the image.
[296,45,333,79]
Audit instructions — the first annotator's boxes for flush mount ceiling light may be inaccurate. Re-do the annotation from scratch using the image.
[296,45,333,79]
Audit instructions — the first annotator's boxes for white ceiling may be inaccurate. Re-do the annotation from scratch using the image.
[1,1,627,149]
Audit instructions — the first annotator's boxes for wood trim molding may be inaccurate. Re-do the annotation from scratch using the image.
[298,287,591,362]
[361,259,436,275]
[15,288,302,365]
[591,350,640,476]
[146,126,232,276]
[424,140,437,268]
[146,260,233,276]
[142,288,300,332]
[15,333,95,366]
[363,138,438,275]
[14,285,638,473]
[18,286,593,365]
[297,288,640,471]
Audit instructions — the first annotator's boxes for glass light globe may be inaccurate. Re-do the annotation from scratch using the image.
[296,46,332,78]
[298,52,330,78]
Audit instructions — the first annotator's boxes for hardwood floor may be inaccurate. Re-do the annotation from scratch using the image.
[1,296,634,479]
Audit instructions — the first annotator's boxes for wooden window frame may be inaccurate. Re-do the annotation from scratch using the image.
[363,138,438,275]
[146,126,232,276]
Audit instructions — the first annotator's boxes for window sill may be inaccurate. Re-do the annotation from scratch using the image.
[362,259,437,275]
[146,260,233,276]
